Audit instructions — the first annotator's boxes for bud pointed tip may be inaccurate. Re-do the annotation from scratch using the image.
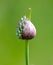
[28,8,31,10]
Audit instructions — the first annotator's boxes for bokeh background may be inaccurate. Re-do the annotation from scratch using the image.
[0,0,53,65]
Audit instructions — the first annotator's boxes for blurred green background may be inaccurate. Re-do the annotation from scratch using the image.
[0,0,53,65]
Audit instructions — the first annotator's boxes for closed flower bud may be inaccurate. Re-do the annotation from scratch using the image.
[16,16,36,40]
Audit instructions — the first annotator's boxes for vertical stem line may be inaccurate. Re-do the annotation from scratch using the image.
[25,40,29,65]
[25,8,31,65]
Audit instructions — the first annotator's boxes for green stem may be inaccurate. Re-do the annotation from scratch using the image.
[25,8,31,65]
[25,40,29,65]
